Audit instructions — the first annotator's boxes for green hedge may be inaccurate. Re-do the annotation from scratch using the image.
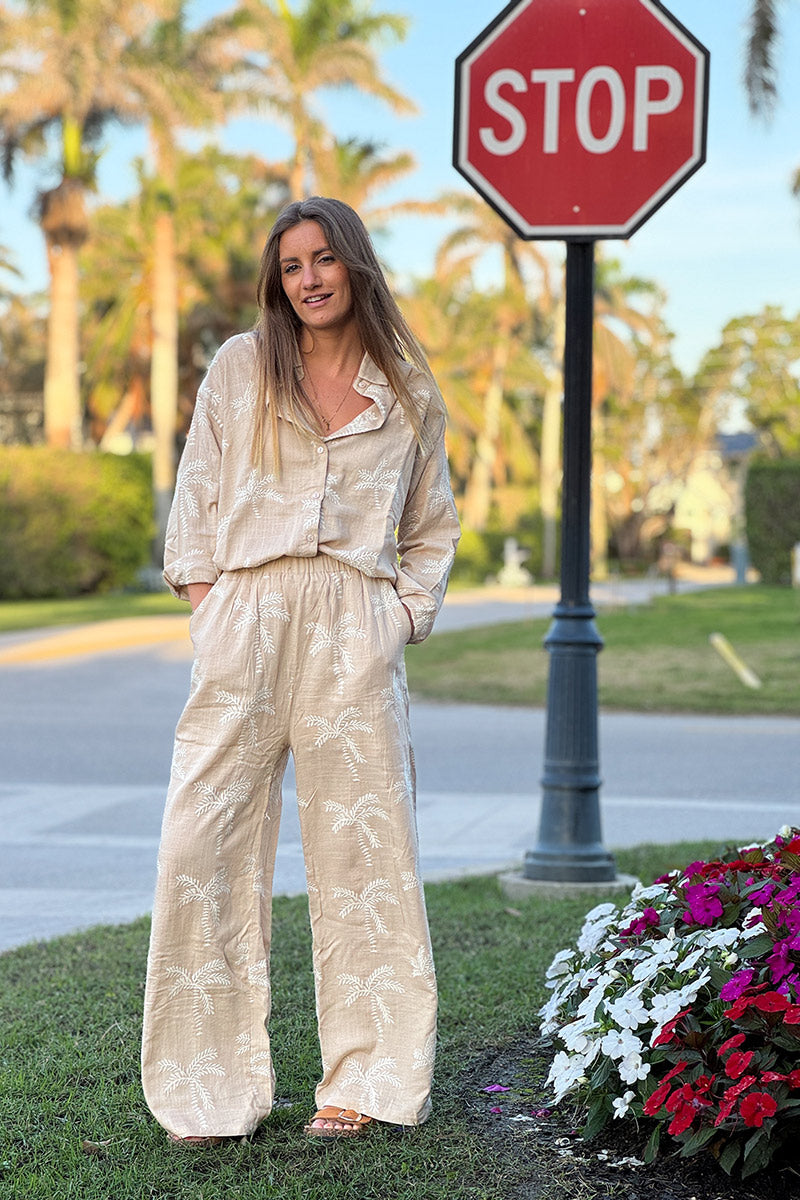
[0,447,154,599]
[744,458,800,585]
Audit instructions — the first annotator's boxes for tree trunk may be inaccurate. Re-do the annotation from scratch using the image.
[43,238,82,448]
[461,336,509,532]
[151,205,179,564]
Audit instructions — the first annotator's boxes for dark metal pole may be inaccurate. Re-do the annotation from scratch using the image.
[524,240,616,883]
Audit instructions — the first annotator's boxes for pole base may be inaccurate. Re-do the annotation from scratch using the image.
[523,846,617,883]
[499,869,638,902]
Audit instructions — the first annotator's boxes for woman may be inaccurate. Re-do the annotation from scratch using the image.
[141,197,460,1143]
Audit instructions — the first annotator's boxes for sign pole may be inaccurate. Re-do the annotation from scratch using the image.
[523,240,616,882]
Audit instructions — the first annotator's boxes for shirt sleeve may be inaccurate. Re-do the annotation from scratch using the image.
[394,393,461,643]
[162,357,225,601]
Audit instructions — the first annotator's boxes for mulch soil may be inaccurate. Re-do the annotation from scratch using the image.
[461,1035,800,1200]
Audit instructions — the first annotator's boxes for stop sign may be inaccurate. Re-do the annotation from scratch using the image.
[453,0,709,239]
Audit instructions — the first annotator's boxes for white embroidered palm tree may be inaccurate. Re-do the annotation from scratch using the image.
[215,686,275,759]
[412,1031,437,1072]
[337,964,406,1041]
[158,1048,226,1129]
[235,1032,272,1078]
[165,958,232,1034]
[232,593,290,667]
[341,1055,401,1111]
[325,792,389,866]
[409,946,435,983]
[305,706,373,780]
[355,457,401,506]
[305,612,367,694]
[193,777,252,852]
[175,868,231,944]
[230,375,258,420]
[332,878,399,952]
[243,853,266,897]
[401,872,419,892]
[175,458,216,534]
[233,468,285,518]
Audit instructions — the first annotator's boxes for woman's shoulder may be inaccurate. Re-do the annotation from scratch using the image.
[207,330,259,373]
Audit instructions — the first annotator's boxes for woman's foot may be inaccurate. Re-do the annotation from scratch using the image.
[166,1132,226,1148]
[304,1106,374,1138]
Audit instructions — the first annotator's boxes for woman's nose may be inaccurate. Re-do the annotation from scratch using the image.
[302,262,321,288]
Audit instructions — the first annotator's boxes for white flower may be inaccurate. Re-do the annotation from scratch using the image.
[612,1090,636,1119]
[618,1051,651,1086]
[546,1051,589,1102]
[723,951,739,969]
[605,989,649,1030]
[546,948,576,980]
[600,1029,642,1062]
[577,904,619,954]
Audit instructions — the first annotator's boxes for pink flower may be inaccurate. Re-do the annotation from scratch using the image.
[482,1084,511,1093]
[740,1091,778,1128]
[681,882,723,927]
[720,969,754,1001]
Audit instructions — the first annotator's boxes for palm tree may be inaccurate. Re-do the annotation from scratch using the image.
[0,0,177,447]
[236,0,414,200]
[744,0,780,114]
[433,193,551,533]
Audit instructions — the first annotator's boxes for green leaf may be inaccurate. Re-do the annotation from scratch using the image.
[643,1122,661,1164]
[677,1123,717,1156]
[738,933,775,960]
[582,1094,611,1140]
[718,1138,741,1175]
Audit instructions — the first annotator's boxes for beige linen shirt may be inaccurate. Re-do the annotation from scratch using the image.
[164,332,461,643]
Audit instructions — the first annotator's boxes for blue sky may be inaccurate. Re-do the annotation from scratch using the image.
[2,0,799,377]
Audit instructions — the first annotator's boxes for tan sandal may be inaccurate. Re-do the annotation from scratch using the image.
[166,1132,226,1148]
[304,1106,374,1138]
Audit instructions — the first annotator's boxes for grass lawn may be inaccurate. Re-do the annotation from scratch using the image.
[406,586,800,715]
[0,591,185,633]
[1,839,740,1200]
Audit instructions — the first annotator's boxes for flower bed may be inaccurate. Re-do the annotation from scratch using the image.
[539,828,800,1178]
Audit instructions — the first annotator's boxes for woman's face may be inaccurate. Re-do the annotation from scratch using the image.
[278,220,354,337]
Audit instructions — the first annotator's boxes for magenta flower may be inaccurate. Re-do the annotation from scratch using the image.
[482,1084,511,1094]
[720,968,755,1001]
[681,882,723,927]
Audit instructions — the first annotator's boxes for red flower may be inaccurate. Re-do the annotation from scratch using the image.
[739,1092,778,1128]
[643,1081,672,1116]
[665,1083,712,1136]
[783,1005,800,1024]
[652,1009,691,1046]
[725,1050,754,1079]
[717,1033,746,1058]
[754,992,791,1013]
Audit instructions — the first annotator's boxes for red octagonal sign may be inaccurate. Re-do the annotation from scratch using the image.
[453,0,709,239]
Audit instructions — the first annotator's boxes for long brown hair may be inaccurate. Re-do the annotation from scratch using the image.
[251,196,439,466]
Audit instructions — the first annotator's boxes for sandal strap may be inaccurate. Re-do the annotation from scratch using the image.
[311,1106,372,1126]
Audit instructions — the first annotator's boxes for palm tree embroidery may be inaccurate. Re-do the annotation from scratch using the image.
[174,458,217,535]
[401,871,419,892]
[305,706,373,780]
[412,1031,437,1072]
[355,458,402,507]
[305,612,367,694]
[340,1055,401,1112]
[325,793,390,866]
[157,1048,226,1129]
[409,946,435,983]
[232,593,290,668]
[234,468,286,518]
[193,777,253,852]
[230,375,259,421]
[243,853,266,897]
[165,958,232,1035]
[215,686,276,759]
[337,964,406,1042]
[175,868,231,944]
[247,959,271,995]
[335,545,376,573]
[332,878,399,952]
[235,1032,272,1079]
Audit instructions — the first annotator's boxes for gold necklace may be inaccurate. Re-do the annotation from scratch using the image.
[306,363,360,432]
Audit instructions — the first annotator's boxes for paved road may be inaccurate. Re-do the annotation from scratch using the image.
[1,576,797,952]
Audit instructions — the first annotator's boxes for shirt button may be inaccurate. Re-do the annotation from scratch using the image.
[313,491,320,499]
[316,446,324,455]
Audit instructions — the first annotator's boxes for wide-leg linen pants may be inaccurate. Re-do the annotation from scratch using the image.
[141,557,437,1138]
